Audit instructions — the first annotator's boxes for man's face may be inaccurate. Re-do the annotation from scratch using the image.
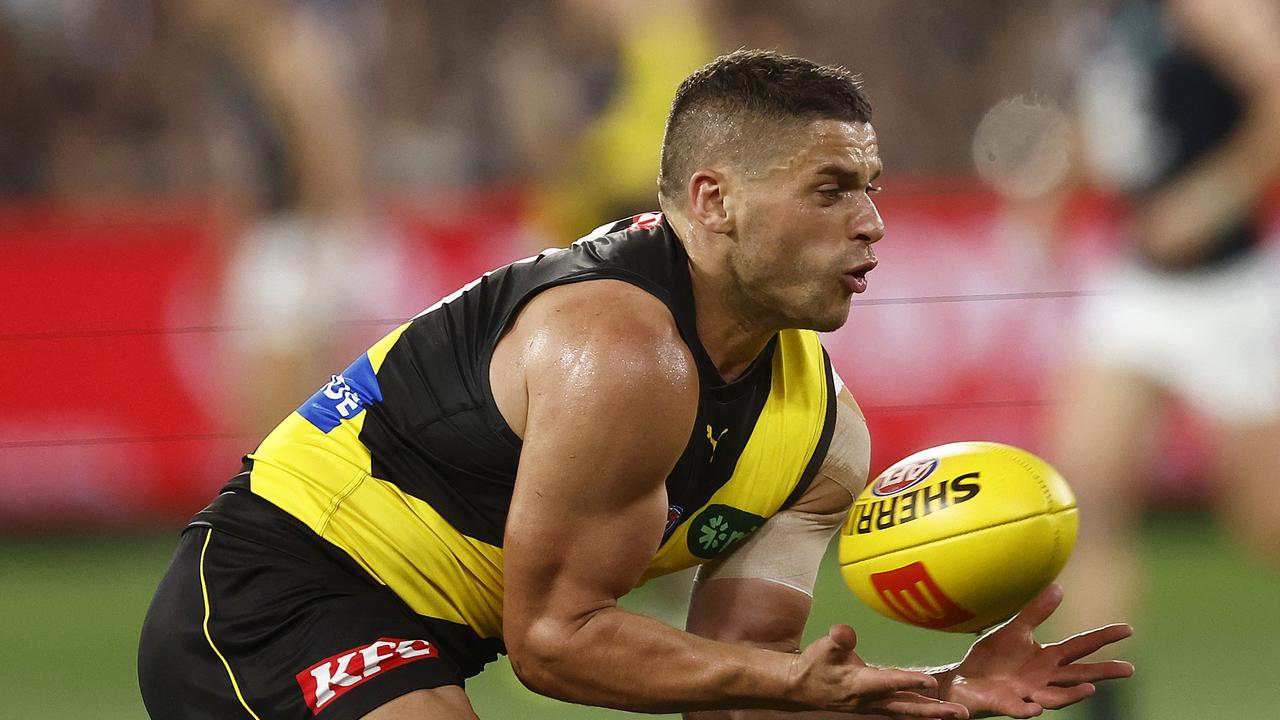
[723,119,884,332]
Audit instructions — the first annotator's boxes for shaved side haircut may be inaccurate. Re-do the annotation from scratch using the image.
[658,49,873,205]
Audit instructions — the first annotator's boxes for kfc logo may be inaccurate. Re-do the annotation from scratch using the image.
[297,638,437,713]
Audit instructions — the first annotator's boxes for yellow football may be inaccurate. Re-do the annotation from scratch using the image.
[839,441,1077,633]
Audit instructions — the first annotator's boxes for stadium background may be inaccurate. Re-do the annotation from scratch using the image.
[2,1,1277,718]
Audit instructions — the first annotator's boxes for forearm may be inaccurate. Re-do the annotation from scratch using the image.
[687,710,896,720]
[511,605,803,713]
[682,665,961,720]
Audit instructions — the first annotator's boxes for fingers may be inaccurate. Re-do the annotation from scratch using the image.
[1051,623,1134,663]
[854,667,940,697]
[861,692,970,719]
[1031,683,1095,709]
[1052,660,1136,686]
[1010,583,1064,631]
[828,624,858,652]
[820,624,867,670]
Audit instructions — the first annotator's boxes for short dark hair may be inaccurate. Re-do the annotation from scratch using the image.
[658,50,872,204]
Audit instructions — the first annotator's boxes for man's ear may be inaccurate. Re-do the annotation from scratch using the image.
[687,168,734,234]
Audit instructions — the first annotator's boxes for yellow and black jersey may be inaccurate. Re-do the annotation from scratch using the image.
[195,212,837,643]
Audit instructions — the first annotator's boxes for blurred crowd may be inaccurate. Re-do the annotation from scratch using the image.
[0,0,1089,429]
[0,0,1080,216]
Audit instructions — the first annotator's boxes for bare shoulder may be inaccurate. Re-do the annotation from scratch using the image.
[492,279,699,441]
[522,279,689,350]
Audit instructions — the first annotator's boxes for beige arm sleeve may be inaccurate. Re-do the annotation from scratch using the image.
[694,376,869,596]
[693,505,848,597]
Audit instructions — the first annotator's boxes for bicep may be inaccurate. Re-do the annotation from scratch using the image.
[501,284,699,645]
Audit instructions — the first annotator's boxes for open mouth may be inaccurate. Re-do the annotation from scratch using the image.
[843,260,877,294]
[844,272,869,293]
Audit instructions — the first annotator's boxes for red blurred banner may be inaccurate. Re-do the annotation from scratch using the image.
[0,190,1210,527]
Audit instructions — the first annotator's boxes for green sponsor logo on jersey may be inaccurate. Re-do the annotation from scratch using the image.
[687,504,765,559]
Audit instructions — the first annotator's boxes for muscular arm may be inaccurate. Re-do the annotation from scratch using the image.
[500,280,794,713]
[1136,0,1280,265]
[498,284,949,715]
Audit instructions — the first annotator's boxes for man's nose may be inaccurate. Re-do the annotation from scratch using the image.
[850,196,885,244]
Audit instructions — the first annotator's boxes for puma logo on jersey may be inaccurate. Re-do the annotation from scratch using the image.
[706,425,729,461]
[297,638,438,712]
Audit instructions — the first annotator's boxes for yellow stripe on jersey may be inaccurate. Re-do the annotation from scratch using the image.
[640,328,831,582]
[250,322,408,508]
[250,413,371,537]
[251,424,507,637]
[308,473,506,637]
[250,321,507,636]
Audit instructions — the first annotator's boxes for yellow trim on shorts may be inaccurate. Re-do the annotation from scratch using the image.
[199,530,264,720]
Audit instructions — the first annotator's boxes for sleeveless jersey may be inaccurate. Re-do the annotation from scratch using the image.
[210,212,837,641]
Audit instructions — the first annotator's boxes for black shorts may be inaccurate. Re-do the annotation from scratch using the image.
[138,490,504,720]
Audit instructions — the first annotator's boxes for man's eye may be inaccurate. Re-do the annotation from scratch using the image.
[820,188,844,200]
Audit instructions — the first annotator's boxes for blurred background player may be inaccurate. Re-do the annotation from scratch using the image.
[1048,0,1280,716]
[182,0,409,436]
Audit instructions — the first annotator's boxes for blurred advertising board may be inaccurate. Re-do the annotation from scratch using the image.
[0,189,1214,527]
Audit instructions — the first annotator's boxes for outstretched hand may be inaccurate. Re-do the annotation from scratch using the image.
[791,625,970,718]
[942,584,1134,718]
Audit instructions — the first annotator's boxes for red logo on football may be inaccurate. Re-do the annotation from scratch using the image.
[872,458,939,497]
[297,638,438,713]
[870,561,975,629]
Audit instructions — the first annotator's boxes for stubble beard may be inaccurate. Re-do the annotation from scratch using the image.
[792,290,848,332]
[727,244,849,333]
[749,283,851,333]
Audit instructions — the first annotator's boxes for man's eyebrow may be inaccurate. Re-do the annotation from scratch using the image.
[814,163,881,183]
[814,163,857,178]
